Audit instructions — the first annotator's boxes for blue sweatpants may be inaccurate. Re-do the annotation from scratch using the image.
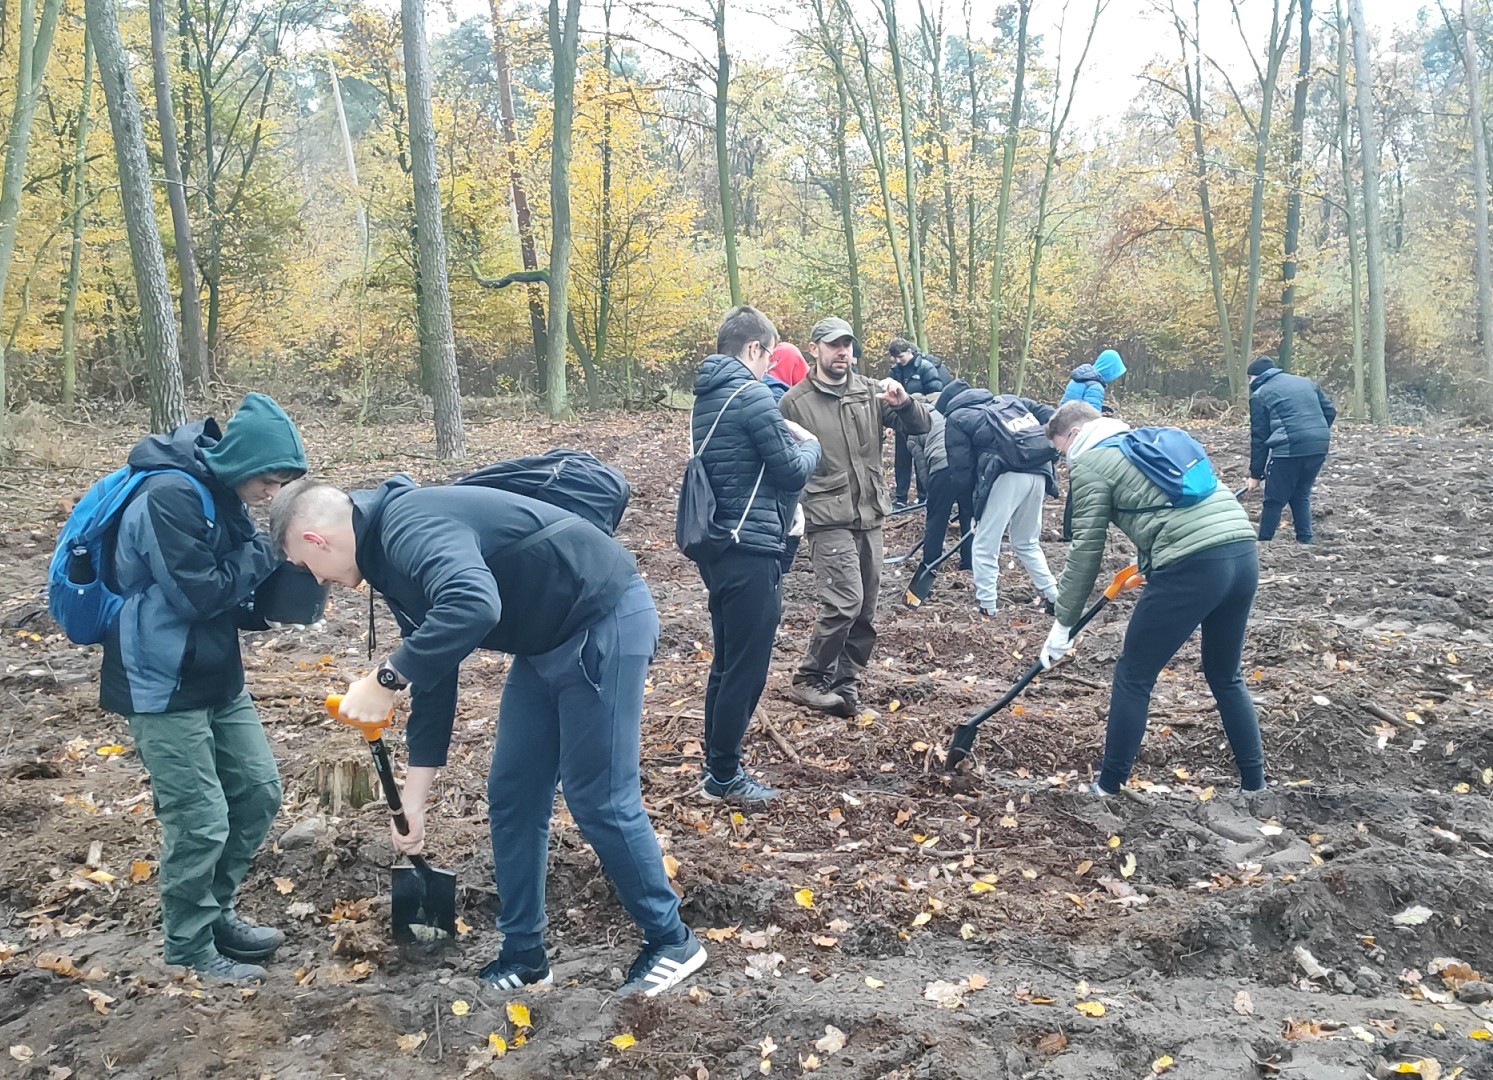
[1100,541,1265,793]
[487,575,684,951]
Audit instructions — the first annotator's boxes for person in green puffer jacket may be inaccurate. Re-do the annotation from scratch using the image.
[1040,401,1265,799]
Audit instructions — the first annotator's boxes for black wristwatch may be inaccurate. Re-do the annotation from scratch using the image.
[375,662,409,691]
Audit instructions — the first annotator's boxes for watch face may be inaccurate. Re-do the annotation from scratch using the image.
[378,667,400,689]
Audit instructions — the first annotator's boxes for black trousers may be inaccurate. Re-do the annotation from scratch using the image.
[1258,453,1326,543]
[893,430,920,503]
[698,549,783,782]
[919,469,973,572]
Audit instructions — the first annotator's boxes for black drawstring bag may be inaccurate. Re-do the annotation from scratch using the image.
[676,381,763,563]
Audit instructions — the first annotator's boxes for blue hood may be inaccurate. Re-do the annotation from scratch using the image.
[1093,349,1126,383]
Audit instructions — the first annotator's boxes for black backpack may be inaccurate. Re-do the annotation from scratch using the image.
[981,395,1055,472]
[455,449,630,535]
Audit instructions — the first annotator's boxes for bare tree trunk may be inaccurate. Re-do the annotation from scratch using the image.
[918,0,957,302]
[87,0,187,433]
[402,0,466,457]
[1461,0,1493,386]
[592,0,613,409]
[1017,0,1103,394]
[881,0,927,346]
[328,62,366,247]
[964,0,978,354]
[61,29,94,407]
[546,0,579,418]
[0,0,62,442]
[1348,0,1388,423]
[1279,0,1312,371]
[986,0,1029,391]
[714,0,741,305]
[149,0,207,394]
[834,77,864,341]
[1236,0,1295,369]
[1335,0,1365,417]
[488,0,548,390]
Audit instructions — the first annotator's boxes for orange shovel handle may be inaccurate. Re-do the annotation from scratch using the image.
[325,694,394,742]
[1102,564,1145,601]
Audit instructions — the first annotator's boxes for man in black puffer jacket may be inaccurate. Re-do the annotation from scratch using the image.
[1245,355,1336,544]
[887,337,948,507]
[689,306,821,805]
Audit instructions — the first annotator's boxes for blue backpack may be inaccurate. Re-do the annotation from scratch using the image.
[49,468,216,645]
[1100,426,1218,510]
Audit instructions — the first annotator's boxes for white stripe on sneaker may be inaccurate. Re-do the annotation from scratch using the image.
[638,946,707,997]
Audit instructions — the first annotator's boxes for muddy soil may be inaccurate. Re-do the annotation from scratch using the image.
[2,408,1492,1080]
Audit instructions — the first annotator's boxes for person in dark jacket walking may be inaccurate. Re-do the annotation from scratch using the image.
[106,393,308,984]
[1245,355,1336,544]
[937,381,1058,616]
[887,337,947,507]
[1043,401,1263,798]
[688,306,821,805]
[273,478,706,997]
[893,401,972,574]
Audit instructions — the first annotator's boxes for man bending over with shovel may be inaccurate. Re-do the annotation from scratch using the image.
[1042,401,1267,799]
[271,477,705,997]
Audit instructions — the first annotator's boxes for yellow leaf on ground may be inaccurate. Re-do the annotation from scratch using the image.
[1120,854,1136,879]
[1453,783,1471,794]
[129,861,152,883]
[609,1033,636,1050]
[488,1034,507,1057]
[1199,786,1216,802]
[969,881,996,895]
[1391,1059,1442,1079]
[1152,1054,1175,1074]
[911,912,931,927]
[450,1000,470,1016]
[506,1002,531,1028]
[456,917,472,935]
[83,870,115,884]
[95,745,127,757]
[1107,835,1122,849]
[395,1032,427,1052]
[794,888,815,909]
[1076,860,1093,875]
[81,988,115,1015]
[967,973,988,991]
[704,926,738,942]
[811,935,839,948]
[959,923,975,940]
[1075,1001,1106,1017]
[1469,1030,1492,1041]
[663,855,679,880]
[864,977,884,989]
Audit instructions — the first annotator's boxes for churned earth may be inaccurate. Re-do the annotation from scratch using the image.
[1,404,1491,1080]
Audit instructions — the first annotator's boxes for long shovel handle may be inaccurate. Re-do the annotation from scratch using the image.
[326,694,418,843]
[889,501,928,517]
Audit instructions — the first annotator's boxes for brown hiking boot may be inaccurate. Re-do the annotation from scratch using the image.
[785,681,846,713]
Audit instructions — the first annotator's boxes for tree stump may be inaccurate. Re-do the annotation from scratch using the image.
[312,746,381,814]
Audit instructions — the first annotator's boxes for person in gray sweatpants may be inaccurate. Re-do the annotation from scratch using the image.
[971,470,1058,615]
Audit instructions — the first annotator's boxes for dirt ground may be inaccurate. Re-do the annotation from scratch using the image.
[2,405,1492,1080]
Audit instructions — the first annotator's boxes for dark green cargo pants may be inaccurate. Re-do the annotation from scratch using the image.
[128,690,281,966]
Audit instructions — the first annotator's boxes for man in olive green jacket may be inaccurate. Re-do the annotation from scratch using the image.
[780,317,930,717]
[1042,402,1265,798]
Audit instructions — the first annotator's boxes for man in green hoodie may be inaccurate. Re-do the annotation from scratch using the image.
[103,393,308,983]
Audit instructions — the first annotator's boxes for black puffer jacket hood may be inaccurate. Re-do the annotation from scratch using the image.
[936,380,993,417]
[690,354,819,557]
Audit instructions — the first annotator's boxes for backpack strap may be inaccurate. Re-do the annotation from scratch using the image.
[730,465,765,544]
[693,381,755,456]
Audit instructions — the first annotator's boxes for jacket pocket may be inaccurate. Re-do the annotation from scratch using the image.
[803,470,851,528]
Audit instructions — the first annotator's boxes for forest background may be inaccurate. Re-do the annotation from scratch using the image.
[0,0,1490,449]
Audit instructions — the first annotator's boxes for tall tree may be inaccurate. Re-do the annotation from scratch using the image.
[87,0,188,433]
[546,0,580,417]
[0,0,62,443]
[713,0,741,304]
[150,0,208,392]
[834,75,864,340]
[402,0,465,457]
[488,0,548,387]
[1278,0,1312,371]
[879,0,927,346]
[918,0,958,303]
[1017,0,1104,393]
[986,0,1028,391]
[1458,0,1493,384]
[1230,0,1296,370]
[61,30,95,408]
[1334,0,1365,417]
[1347,0,1388,423]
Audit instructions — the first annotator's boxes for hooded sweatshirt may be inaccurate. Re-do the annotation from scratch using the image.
[937,380,1056,515]
[101,396,308,715]
[352,476,637,766]
[1060,349,1127,408]
[1054,417,1254,625]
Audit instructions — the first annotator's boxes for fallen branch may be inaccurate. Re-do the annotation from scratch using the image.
[1359,700,1416,731]
[763,721,801,764]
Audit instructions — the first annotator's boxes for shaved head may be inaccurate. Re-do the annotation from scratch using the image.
[269,480,362,588]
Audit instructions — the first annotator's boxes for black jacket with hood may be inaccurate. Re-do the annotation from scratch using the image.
[936,380,1057,516]
[690,354,820,557]
[101,396,306,715]
[353,477,637,766]
[1249,365,1336,478]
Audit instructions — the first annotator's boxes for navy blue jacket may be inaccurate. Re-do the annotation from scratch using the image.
[353,477,637,766]
[101,421,280,715]
[937,382,1057,516]
[690,354,820,557]
[889,351,947,397]
[1249,366,1336,477]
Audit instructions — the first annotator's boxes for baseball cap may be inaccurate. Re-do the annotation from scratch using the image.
[809,316,856,344]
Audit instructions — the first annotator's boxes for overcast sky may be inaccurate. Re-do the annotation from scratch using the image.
[436,0,1435,136]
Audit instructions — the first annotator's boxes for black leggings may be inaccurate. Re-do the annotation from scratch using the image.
[1100,541,1265,792]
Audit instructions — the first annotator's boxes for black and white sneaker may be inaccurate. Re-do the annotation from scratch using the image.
[620,930,707,997]
[701,769,780,806]
[477,949,553,990]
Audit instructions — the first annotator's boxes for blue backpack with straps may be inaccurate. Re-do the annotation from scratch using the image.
[48,467,216,645]
[1100,426,1218,510]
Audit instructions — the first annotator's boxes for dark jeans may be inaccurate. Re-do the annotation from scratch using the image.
[919,469,972,573]
[1258,453,1326,543]
[893,430,919,503]
[1101,541,1265,793]
[487,576,685,951]
[698,550,783,782]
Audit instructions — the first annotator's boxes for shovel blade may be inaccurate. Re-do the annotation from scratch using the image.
[391,864,458,945]
[904,566,936,608]
[945,723,979,771]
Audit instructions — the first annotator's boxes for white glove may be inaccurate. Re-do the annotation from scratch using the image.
[789,503,806,538]
[1040,622,1075,669]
